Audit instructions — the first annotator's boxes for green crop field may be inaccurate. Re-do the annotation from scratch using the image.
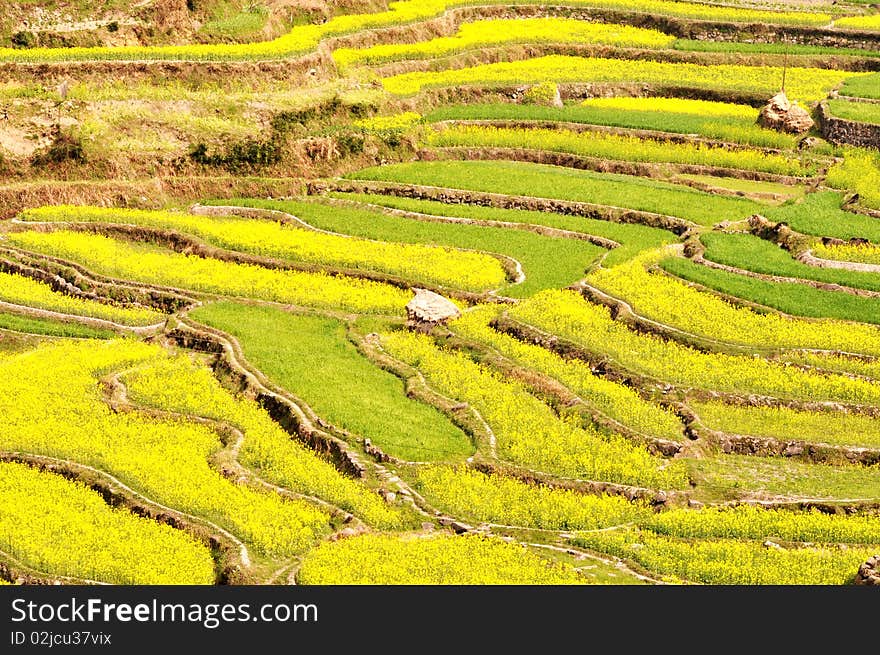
[1,0,879,598]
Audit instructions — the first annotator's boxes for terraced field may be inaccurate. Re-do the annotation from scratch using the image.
[1,0,879,588]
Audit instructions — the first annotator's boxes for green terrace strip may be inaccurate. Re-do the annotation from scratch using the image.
[0,461,217,585]
[589,250,880,355]
[427,124,816,176]
[763,192,880,242]
[0,270,163,326]
[123,353,404,528]
[674,174,806,201]
[297,533,584,585]
[700,232,880,293]
[345,161,763,226]
[644,504,880,544]
[212,197,606,297]
[415,465,652,530]
[673,38,880,59]
[826,150,880,211]
[190,302,472,463]
[0,340,330,557]
[689,453,880,501]
[508,290,880,404]
[325,192,675,266]
[453,306,685,441]
[841,72,880,99]
[574,529,877,585]
[662,256,880,325]
[381,55,861,100]
[380,330,690,488]
[0,312,115,339]
[427,99,797,149]
[4,230,411,315]
[813,241,880,266]
[827,100,880,125]
[19,205,507,294]
[332,18,675,69]
[0,0,840,63]
[690,398,880,450]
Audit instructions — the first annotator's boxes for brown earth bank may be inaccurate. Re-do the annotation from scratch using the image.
[0,177,304,219]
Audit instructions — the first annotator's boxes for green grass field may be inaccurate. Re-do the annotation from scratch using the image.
[190,302,473,461]
[763,193,880,242]
[346,160,763,226]
[210,197,607,297]
[699,232,880,293]
[426,102,797,149]
[662,256,880,325]
[828,99,880,125]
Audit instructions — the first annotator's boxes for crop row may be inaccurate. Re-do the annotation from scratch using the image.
[298,532,583,584]
[0,461,216,585]
[334,16,880,70]
[575,529,877,585]
[0,339,330,557]
[673,38,880,60]
[836,14,880,30]
[700,232,880,294]
[324,192,675,266]
[689,398,880,450]
[826,149,880,211]
[346,160,762,225]
[416,462,880,543]
[452,305,684,440]
[589,248,880,355]
[427,124,816,176]
[5,230,411,315]
[124,353,404,528]
[0,0,842,63]
[779,350,880,382]
[812,241,880,266]
[664,252,880,326]
[189,301,474,463]
[690,452,880,501]
[211,196,606,298]
[333,19,675,69]
[0,312,114,340]
[0,270,162,327]
[841,72,880,100]
[646,504,880,544]
[427,98,798,149]
[379,329,689,488]
[381,55,861,100]
[20,205,507,293]
[580,96,760,120]
[827,100,880,127]
[507,289,880,405]
[415,465,651,530]
[762,192,880,243]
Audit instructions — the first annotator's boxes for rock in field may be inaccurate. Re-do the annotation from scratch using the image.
[758,91,814,134]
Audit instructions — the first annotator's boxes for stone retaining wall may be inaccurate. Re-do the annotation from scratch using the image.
[817,101,880,148]
[856,555,880,586]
